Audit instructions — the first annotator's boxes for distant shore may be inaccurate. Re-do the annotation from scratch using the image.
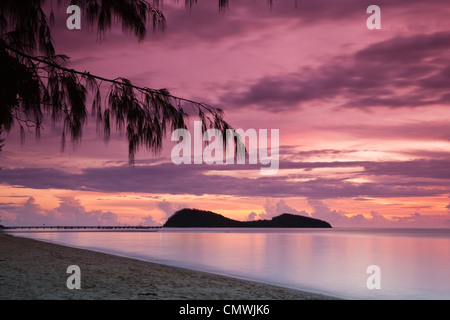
[0,233,337,300]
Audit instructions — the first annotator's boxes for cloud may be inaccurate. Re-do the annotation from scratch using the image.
[363,159,450,180]
[246,198,448,228]
[8,197,54,226]
[157,0,450,45]
[157,199,187,221]
[141,215,158,225]
[306,199,395,227]
[243,198,371,227]
[307,199,353,226]
[246,211,258,221]
[221,31,450,111]
[323,120,450,143]
[279,147,360,160]
[1,196,119,226]
[307,199,450,227]
[245,199,311,222]
[1,158,449,199]
[260,199,309,220]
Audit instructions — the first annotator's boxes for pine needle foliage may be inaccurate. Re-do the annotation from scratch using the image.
[0,0,233,162]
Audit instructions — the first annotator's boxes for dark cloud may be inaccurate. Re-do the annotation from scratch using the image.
[363,159,450,180]
[160,0,450,44]
[323,121,450,142]
[355,31,450,63]
[222,31,450,111]
[1,158,449,199]
[279,148,360,159]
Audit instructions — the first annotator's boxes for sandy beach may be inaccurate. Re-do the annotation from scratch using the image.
[0,233,335,300]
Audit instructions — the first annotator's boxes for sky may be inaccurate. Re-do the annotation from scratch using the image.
[1,0,450,227]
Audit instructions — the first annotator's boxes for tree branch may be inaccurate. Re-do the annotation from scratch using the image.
[1,42,216,112]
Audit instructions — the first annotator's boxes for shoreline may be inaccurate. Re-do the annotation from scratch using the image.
[0,233,338,300]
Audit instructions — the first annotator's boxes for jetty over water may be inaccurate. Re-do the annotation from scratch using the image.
[2,225,162,231]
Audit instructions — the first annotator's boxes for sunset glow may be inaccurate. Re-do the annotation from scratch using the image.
[1,0,450,228]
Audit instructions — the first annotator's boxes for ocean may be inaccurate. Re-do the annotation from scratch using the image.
[6,228,450,299]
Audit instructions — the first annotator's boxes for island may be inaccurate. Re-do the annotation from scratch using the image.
[163,208,332,228]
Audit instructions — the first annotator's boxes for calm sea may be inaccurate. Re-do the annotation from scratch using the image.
[6,228,450,299]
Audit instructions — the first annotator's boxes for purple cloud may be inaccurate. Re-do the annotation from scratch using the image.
[363,159,450,180]
[1,158,449,199]
[222,31,450,111]
[157,199,187,221]
[0,196,120,226]
[258,199,309,220]
[243,198,448,228]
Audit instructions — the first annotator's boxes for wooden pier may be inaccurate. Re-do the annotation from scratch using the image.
[2,225,162,231]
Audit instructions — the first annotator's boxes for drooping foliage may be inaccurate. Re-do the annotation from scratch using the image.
[0,0,232,162]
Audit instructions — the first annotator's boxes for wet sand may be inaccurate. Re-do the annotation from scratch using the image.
[0,233,336,300]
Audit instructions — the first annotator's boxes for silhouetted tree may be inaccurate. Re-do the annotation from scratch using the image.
[0,0,232,162]
[0,129,4,152]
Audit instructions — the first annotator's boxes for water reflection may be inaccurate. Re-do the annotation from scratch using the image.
[8,228,450,299]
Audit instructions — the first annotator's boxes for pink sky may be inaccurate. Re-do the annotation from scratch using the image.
[1,0,450,227]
